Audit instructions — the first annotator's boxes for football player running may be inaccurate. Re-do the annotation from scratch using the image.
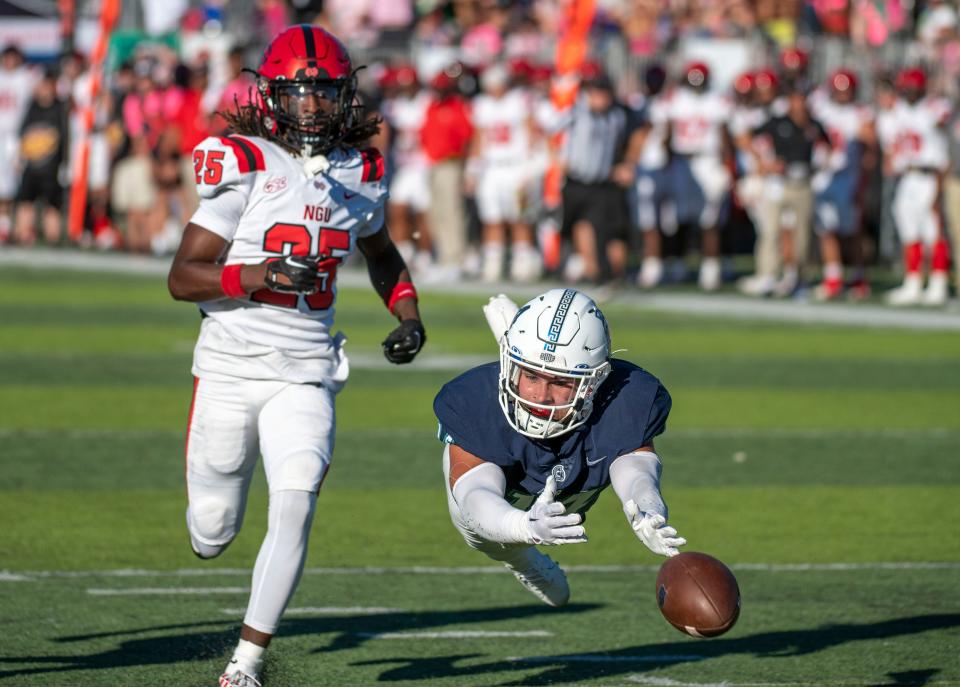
[434,289,684,607]
[167,26,425,687]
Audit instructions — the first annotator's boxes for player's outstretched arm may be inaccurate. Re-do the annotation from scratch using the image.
[449,445,587,546]
[609,449,686,557]
[357,227,426,364]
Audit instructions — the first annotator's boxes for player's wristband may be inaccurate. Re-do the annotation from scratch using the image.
[386,281,417,315]
[220,264,247,298]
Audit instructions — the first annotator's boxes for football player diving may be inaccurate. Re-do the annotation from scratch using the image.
[167,25,426,687]
[434,289,685,606]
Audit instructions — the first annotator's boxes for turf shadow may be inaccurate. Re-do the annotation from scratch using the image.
[0,603,599,681]
[351,613,960,685]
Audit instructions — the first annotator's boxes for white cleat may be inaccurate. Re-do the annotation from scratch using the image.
[638,257,664,289]
[219,670,262,687]
[737,274,775,297]
[885,275,923,306]
[698,258,722,291]
[504,548,570,607]
[922,272,949,306]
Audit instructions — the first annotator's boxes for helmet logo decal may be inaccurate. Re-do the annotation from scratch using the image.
[540,352,556,363]
[543,288,576,352]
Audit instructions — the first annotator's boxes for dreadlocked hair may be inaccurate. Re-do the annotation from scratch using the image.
[217,98,383,157]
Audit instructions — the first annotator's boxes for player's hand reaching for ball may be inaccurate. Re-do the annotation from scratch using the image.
[382,319,426,364]
[265,255,322,294]
[624,500,686,557]
[525,476,587,545]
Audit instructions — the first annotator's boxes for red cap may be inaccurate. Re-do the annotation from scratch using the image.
[395,64,418,87]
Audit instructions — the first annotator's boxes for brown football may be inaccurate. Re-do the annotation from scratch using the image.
[655,552,740,638]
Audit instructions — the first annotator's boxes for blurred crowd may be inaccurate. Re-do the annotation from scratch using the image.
[2,0,960,305]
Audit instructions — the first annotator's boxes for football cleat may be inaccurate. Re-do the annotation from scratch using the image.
[847,279,871,302]
[638,257,664,289]
[922,272,949,306]
[886,275,923,306]
[698,258,722,291]
[813,278,844,301]
[219,669,262,687]
[737,274,775,297]
[504,547,570,607]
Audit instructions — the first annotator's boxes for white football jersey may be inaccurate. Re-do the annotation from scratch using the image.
[0,66,39,137]
[382,91,430,168]
[472,88,531,164]
[188,134,387,384]
[810,93,873,162]
[663,88,732,157]
[886,97,951,171]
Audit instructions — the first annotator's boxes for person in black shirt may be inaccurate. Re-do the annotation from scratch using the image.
[13,69,69,246]
[750,90,829,296]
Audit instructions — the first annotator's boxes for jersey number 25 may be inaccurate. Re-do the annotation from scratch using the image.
[251,222,350,310]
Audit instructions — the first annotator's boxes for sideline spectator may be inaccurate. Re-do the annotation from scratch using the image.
[422,64,473,281]
[751,89,830,297]
[557,64,642,284]
[13,70,69,246]
[0,46,38,243]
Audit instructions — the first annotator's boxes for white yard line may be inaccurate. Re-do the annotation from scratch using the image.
[87,587,249,595]
[4,247,959,331]
[625,678,960,687]
[358,630,551,639]
[2,426,957,440]
[221,606,404,615]
[3,561,956,583]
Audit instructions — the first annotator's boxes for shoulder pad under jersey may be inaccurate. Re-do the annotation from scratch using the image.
[192,135,267,199]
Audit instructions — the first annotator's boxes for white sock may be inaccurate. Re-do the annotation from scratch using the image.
[226,638,265,677]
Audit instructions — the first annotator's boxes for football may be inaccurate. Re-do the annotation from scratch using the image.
[655,552,740,638]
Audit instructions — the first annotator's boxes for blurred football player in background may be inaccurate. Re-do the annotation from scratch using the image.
[167,25,426,687]
[809,68,876,300]
[434,289,685,607]
[468,62,541,283]
[380,63,434,276]
[882,67,952,306]
[662,61,733,290]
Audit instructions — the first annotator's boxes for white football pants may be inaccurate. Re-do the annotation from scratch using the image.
[185,376,336,634]
[893,171,941,245]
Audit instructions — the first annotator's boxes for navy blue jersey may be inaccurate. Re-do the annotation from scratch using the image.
[434,358,671,516]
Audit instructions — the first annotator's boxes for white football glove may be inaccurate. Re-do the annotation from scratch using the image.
[482,294,519,345]
[624,500,686,557]
[525,476,587,545]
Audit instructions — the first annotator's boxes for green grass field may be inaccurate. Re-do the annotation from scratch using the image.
[1,265,958,687]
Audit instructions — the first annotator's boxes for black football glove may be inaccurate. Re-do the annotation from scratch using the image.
[265,255,321,294]
[382,319,426,364]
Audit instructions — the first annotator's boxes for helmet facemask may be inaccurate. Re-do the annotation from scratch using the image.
[259,73,359,156]
[496,289,613,440]
[499,346,611,439]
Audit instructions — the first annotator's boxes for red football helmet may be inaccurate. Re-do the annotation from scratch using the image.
[733,71,755,97]
[895,67,927,94]
[779,47,809,73]
[257,24,358,155]
[684,61,709,89]
[754,68,779,92]
[829,68,858,97]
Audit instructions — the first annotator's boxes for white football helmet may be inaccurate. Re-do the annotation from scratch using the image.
[499,288,612,439]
